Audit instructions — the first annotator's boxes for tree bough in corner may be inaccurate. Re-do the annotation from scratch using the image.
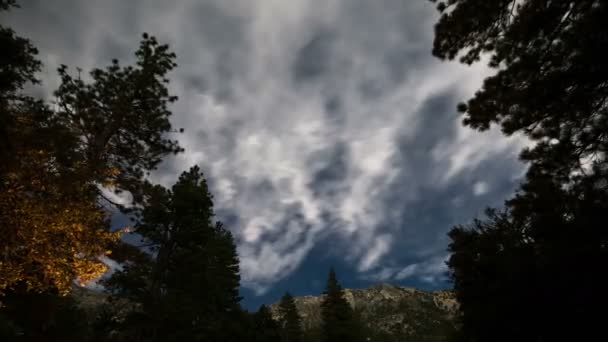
[1,0,183,298]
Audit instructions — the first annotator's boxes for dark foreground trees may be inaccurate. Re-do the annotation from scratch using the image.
[1,0,182,298]
[432,0,608,340]
[1,1,187,339]
[252,305,281,342]
[0,5,279,340]
[105,166,242,341]
[278,292,303,342]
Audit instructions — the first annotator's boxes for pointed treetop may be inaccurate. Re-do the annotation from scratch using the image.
[324,267,343,295]
[279,291,303,342]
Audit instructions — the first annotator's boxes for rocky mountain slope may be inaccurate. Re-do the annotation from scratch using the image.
[70,282,459,341]
[270,283,459,341]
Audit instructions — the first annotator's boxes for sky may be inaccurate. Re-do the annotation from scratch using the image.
[3,0,527,309]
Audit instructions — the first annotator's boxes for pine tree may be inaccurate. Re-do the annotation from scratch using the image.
[431,0,607,185]
[252,305,281,342]
[320,268,359,342]
[106,166,241,341]
[278,292,303,342]
[0,0,40,103]
[448,173,608,341]
[432,1,608,340]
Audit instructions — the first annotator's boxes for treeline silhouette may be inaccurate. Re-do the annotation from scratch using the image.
[432,0,608,341]
[1,0,607,341]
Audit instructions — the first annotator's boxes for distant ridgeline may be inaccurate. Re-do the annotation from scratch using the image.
[69,283,459,341]
[269,284,459,342]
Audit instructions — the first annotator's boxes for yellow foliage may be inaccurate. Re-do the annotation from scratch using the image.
[0,181,121,296]
[0,138,121,298]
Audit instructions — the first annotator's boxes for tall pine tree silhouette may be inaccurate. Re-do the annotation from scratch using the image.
[432,0,608,340]
[278,292,303,342]
[321,268,360,342]
[106,166,241,341]
[252,305,281,342]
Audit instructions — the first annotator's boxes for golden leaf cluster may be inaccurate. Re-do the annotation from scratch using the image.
[1,117,121,298]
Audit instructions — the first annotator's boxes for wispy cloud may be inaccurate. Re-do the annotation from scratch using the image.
[367,255,450,286]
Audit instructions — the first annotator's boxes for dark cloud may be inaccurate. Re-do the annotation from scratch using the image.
[323,95,342,115]
[178,1,248,102]
[373,90,523,265]
[292,30,334,84]
[309,142,350,199]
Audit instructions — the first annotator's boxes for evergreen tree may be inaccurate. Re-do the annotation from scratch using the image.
[320,268,359,342]
[252,305,281,342]
[431,0,608,189]
[0,0,39,103]
[448,172,608,341]
[431,0,607,185]
[432,0,608,340]
[278,292,303,342]
[106,166,242,341]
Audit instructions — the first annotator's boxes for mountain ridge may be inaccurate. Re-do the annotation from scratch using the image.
[269,283,459,341]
